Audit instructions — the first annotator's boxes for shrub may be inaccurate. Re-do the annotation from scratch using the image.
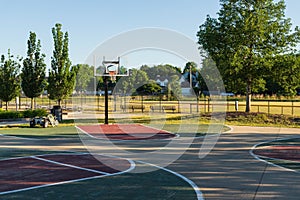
[0,109,48,119]
[22,109,48,118]
[0,111,23,119]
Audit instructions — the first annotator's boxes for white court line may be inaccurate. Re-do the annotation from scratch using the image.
[139,124,180,139]
[0,152,136,196]
[0,152,84,162]
[0,174,108,195]
[77,125,179,141]
[137,160,204,200]
[76,125,99,140]
[0,133,40,141]
[250,137,300,173]
[31,156,110,175]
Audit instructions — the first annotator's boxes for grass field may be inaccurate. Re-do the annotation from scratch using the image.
[0,119,228,139]
[3,95,300,117]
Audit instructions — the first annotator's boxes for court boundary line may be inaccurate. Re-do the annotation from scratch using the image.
[76,124,179,142]
[250,137,300,173]
[139,124,180,139]
[31,156,110,175]
[0,152,135,196]
[0,133,41,141]
[250,152,300,164]
[137,160,204,200]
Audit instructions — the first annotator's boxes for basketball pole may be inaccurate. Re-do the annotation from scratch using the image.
[104,76,109,124]
[99,56,127,125]
[102,57,120,125]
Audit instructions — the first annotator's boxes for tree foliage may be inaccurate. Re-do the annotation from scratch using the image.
[197,0,300,112]
[0,50,21,110]
[266,54,300,96]
[116,69,149,95]
[75,64,94,92]
[136,81,161,96]
[48,23,78,105]
[140,64,179,80]
[21,32,46,109]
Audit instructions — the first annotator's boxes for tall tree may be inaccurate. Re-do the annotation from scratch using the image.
[21,32,46,109]
[48,23,78,106]
[75,64,94,93]
[116,69,149,95]
[0,50,21,110]
[267,54,300,96]
[168,75,182,100]
[199,57,224,95]
[197,0,300,112]
[183,62,197,74]
[136,81,162,96]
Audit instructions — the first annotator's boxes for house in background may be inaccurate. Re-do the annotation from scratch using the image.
[180,71,200,96]
[155,75,169,93]
[155,72,200,96]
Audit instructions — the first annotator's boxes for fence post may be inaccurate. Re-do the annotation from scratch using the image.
[235,100,239,112]
[197,98,199,113]
[141,95,144,113]
[292,101,294,116]
[227,101,230,112]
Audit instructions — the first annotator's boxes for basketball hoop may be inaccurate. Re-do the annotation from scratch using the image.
[109,70,116,82]
[93,56,129,125]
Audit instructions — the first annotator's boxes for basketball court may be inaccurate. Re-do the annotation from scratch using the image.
[76,124,176,140]
[0,153,134,195]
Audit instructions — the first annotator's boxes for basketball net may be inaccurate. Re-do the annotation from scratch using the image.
[109,70,116,82]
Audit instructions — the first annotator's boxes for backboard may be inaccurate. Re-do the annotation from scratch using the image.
[94,57,129,77]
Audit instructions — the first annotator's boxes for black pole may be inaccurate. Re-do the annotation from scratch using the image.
[104,77,109,124]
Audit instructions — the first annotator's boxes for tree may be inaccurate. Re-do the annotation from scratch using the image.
[197,0,300,112]
[48,23,78,106]
[21,32,47,109]
[75,64,94,93]
[0,50,21,110]
[167,75,182,100]
[116,69,149,95]
[199,57,224,95]
[136,81,161,96]
[266,54,300,96]
[183,62,197,74]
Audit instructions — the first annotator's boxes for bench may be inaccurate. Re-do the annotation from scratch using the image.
[150,105,176,113]
[120,105,145,112]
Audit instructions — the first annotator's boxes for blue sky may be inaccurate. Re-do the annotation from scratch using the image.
[0,0,299,69]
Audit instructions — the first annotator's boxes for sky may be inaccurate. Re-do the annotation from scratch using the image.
[0,0,299,70]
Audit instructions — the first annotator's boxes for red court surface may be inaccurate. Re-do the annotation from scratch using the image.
[77,124,176,140]
[253,146,300,162]
[0,154,132,194]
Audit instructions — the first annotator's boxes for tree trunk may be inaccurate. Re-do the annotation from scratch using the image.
[58,99,61,107]
[245,82,251,112]
[31,98,34,110]
[5,101,8,111]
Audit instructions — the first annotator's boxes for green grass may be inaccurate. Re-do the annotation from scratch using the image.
[0,126,79,139]
[221,112,300,128]
[0,114,229,139]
